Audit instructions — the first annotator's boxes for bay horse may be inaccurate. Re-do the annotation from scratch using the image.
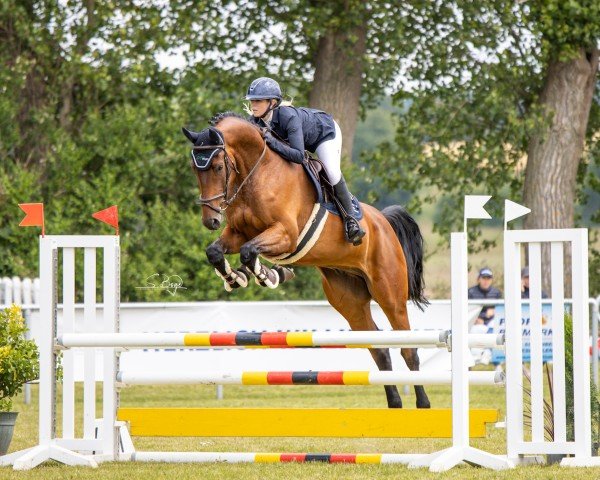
[183,112,430,408]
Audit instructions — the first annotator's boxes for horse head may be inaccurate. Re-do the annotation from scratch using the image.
[183,112,266,231]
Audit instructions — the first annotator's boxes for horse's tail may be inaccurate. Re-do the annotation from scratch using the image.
[381,205,429,311]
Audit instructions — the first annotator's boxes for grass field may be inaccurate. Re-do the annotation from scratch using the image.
[3,376,600,479]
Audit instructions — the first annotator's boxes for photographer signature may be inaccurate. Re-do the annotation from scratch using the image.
[136,274,187,296]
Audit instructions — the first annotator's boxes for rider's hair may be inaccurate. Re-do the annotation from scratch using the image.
[243,97,294,116]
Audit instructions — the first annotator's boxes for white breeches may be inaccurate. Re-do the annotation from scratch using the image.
[315,121,342,185]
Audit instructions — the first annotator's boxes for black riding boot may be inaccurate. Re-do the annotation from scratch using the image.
[333,177,366,246]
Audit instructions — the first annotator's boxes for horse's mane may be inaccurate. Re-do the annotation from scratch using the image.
[210,111,253,128]
[209,111,263,148]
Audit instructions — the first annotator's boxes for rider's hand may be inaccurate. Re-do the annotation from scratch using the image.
[264,131,275,148]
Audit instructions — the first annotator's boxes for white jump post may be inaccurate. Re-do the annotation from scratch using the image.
[504,227,592,465]
[0,236,120,470]
[410,195,512,471]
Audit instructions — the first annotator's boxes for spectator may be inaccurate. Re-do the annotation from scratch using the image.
[477,306,496,326]
[469,267,501,366]
[468,267,502,325]
[521,267,549,299]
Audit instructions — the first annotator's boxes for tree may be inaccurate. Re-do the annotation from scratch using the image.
[307,1,368,159]
[0,1,325,301]
[183,0,412,159]
[522,2,599,233]
[366,0,599,288]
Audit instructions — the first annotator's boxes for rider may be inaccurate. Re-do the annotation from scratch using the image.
[245,77,366,246]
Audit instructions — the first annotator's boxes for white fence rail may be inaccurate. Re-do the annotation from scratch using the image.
[0,276,39,307]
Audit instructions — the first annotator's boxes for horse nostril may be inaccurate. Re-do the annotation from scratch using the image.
[211,218,221,230]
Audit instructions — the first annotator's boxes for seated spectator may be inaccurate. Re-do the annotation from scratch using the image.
[521,266,549,299]
[470,315,493,365]
[468,267,502,319]
[477,306,496,326]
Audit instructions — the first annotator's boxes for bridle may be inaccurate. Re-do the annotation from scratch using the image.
[193,136,268,214]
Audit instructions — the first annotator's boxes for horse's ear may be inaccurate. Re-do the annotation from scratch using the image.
[208,128,224,144]
[182,127,199,144]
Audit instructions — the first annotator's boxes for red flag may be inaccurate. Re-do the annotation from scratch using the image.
[18,203,45,237]
[92,205,119,235]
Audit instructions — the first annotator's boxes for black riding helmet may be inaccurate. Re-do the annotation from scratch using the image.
[245,77,282,101]
[245,77,282,118]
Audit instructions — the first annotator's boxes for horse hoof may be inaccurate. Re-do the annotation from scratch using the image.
[254,266,280,289]
[254,274,279,289]
[230,269,248,289]
[251,259,279,289]
[273,265,295,283]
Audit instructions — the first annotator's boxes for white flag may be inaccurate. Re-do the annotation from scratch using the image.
[463,195,492,231]
[504,199,531,228]
[464,195,492,218]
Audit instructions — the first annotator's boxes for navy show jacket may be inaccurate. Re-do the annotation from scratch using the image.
[249,106,336,164]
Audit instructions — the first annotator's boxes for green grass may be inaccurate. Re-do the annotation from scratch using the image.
[3,380,600,478]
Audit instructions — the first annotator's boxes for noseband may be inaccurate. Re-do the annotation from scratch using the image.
[193,135,268,214]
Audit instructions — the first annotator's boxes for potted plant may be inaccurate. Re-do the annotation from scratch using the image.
[0,305,39,456]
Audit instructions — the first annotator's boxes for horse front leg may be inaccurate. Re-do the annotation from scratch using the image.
[239,223,296,289]
[206,227,249,292]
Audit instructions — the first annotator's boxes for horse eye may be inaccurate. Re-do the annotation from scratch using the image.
[216,164,224,172]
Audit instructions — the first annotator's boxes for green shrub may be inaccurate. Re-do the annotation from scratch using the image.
[0,305,39,411]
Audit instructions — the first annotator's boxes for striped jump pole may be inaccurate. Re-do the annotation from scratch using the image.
[57,331,504,349]
[116,370,504,386]
[128,451,422,464]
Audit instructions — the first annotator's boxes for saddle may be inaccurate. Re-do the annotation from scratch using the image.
[302,154,363,220]
[260,126,362,219]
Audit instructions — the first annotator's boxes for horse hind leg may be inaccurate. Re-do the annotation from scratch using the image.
[370,347,404,408]
[401,347,430,408]
[319,267,403,409]
[366,271,431,408]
